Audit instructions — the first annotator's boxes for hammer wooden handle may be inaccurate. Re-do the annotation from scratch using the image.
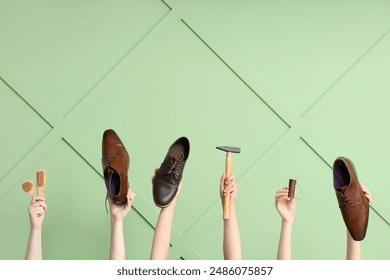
[223,152,232,220]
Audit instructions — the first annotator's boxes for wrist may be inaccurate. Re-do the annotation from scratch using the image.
[30,226,42,233]
[110,218,124,225]
[281,219,294,226]
[161,203,175,213]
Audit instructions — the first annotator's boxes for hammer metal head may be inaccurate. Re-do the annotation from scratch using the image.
[216,146,241,153]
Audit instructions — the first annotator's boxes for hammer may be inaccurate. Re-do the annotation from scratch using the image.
[216,146,241,220]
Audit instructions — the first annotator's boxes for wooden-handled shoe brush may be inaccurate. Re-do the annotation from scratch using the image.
[22,180,36,198]
[36,169,46,198]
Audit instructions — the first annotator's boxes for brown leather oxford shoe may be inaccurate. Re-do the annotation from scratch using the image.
[153,137,190,208]
[102,129,129,206]
[333,156,369,241]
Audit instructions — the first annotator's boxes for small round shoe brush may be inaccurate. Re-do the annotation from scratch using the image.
[22,180,36,198]
[36,169,46,198]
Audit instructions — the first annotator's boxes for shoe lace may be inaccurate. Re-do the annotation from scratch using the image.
[104,193,109,215]
[338,192,354,208]
[103,154,115,166]
[167,153,185,175]
[102,154,119,215]
[104,167,114,215]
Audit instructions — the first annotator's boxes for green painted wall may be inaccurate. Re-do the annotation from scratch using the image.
[1,0,390,260]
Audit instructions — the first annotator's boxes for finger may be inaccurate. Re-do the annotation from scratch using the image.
[275,188,289,196]
[177,182,182,195]
[225,185,238,195]
[275,192,288,200]
[107,196,113,206]
[220,173,225,185]
[360,184,372,202]
[129,191,136,198]
[363,186,371,196]
[32,208,44,216]
[364,192,372,203]
[151,168,159,183]
[126,195,132,207]
[39,202,47,211]
[224,180,236,189]
[220,175,226,192]
[32,203,44,209]
[225,174,235,183]
[223,185,234,195]
[33,197,45,203]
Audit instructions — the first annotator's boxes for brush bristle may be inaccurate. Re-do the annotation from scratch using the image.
[22,180,34,192]
[37,169,46,186]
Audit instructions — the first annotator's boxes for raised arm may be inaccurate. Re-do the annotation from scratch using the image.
[150,168,181,260]
[346,183,372,260]
[275,187,295,260]
[220,173,241,260]
[109,188,136,260]
[25,197,47,260]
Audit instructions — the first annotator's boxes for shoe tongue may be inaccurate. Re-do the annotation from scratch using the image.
[336,185,349,193]
[105,165,118,174]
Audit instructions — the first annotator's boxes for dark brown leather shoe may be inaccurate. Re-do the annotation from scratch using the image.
[153,137,190,208]
[102,129,129,206]
[333,156,369,241]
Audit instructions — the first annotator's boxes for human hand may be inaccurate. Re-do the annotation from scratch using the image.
[109,188,136,222]
[360,182,372,203]
[28,197,47,230]
[275,187,295,223]
[220,173,238,205]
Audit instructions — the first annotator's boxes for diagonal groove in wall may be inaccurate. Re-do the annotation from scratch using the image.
[1,1,390,259]
[166,6,390,258]
[0,61,60,127]
[0,127,61,199]
[297,29,390,132]
[1,9,185,245]
[180,19,294,129]
[62,13,179,127]
[63,8,174,121]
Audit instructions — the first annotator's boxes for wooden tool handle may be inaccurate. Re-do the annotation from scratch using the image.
[37,169,46,199]
[223,152,232,220]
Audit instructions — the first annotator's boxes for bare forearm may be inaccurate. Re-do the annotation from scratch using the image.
[346,230,361,260]
[277,220,293,260]
[150,206,175,260]
[25,228,42,260]
[109,220,126,260]
[223,204,242,260]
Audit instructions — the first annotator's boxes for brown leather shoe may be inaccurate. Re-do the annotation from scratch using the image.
[102,129,129,206]
[333,156,369,241]
[153,137,190,208]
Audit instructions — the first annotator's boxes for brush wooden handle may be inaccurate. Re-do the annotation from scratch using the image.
[223,152,232,220]
[37,169,46,198]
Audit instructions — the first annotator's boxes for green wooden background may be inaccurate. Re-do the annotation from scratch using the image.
[1,0,390,260]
